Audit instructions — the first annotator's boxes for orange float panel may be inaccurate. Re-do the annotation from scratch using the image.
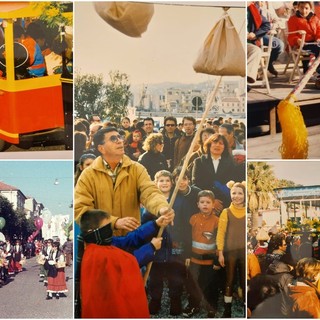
[0,85,64,143]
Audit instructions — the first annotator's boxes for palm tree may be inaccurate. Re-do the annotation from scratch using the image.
[247,162,277,229]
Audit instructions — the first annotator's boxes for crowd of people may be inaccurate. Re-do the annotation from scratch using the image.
[247,225,320,318]
[74,114,246,318]
[247,1,320,90]
[0,237,72,301]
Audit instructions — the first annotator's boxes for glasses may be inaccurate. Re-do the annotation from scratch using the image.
[165,124,176,127]
[108,134,125,143]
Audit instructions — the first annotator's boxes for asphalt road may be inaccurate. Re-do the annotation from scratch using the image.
[0,256,73,318]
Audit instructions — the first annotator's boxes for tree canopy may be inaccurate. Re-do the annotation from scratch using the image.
[75,70,132,122]
[0,195,36,240]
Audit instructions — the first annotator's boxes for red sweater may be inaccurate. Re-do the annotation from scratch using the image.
[288,13,320,47]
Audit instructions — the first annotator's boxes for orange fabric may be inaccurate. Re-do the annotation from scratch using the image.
[247,253,261,280]
[190,212,219,265]
[22,36,36,65]
[81,244,150,318]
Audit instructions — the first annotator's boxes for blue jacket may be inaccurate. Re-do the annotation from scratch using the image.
[112,220,159,267]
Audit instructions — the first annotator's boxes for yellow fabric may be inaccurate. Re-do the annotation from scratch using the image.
[74,155,168,236]
[277,97,308,159]
[247,253,261,280]
[216,203,245,251]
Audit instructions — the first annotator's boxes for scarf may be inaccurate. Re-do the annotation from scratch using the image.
[296,10,314,21]
[248,3,262,29]
[75,223,113,318]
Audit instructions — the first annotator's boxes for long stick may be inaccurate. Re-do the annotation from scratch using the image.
[143,76,222,285]
[286,54,320,103]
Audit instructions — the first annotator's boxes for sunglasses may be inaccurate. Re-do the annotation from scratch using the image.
[165,124,176,127]
[108,134,125,143]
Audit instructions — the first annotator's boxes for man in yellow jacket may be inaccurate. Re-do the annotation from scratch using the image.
[75,126,174,236]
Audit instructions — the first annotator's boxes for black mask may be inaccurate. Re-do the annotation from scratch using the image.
[83,223,113,246]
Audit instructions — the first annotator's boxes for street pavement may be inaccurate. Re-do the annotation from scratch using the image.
[0,256,73,318]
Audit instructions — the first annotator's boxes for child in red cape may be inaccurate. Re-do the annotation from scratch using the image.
[76,209,172,318]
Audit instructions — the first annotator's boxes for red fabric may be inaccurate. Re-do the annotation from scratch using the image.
[13,260,22,272]
[288,14,320,47]
[47,268,68,293]
[81,244,150,318]
[248,3,262,29]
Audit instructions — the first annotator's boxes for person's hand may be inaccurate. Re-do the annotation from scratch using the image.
[159,207,175,225]
[185,258,191,267]
[214,199,224,214]
[213,264,221,271]
[247,32,256,41]
[115,217,140,231]
[151,237,162,250]
[218,251,225,267]
[155,215,172,228]
[297,38,302,46]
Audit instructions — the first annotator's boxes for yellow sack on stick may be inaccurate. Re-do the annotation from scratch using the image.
[193,9,245,76]
[277,54,320,159]
[277,96,308,159]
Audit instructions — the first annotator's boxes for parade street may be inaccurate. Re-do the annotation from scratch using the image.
[0,256,73,318]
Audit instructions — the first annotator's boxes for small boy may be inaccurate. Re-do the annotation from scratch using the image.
[183,190,221,318]
[76,209,171,318]
[142,170,174,315]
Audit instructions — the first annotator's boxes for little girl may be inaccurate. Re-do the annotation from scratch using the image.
[217,181,246,318]
[125,130,144,161]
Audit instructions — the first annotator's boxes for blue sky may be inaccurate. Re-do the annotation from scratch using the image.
[0,161,73,218]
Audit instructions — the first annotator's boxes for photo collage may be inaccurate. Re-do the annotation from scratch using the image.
[0,1,320,319]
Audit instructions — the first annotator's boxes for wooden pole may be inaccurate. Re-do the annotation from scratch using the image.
[143,76,222,285]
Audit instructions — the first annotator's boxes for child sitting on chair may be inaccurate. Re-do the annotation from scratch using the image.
[288,1,320,76]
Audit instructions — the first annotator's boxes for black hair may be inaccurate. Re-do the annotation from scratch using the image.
[80,209,110,234]
[219,123,234,134]
[143,117,155,125]
[93,127,119,150]
[164,116,177,126]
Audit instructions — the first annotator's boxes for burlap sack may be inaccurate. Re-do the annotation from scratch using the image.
[94,2,154,38]
[193,11,245,76]
[256,228,269,241]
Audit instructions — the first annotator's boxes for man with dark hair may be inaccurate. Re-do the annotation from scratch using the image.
[143,117,157,137]
[162,116,181,171]
[173,116,197,168]
[74,127,174,236]
[219,123,244,152]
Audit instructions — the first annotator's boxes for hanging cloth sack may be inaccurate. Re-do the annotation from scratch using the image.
[94,2,154,38]
[193,9,245,76]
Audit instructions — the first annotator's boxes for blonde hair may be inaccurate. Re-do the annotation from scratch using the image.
[142,133,163,151]
[154,170,173,184]
[227,180,246,202]
[296,257,320,283]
